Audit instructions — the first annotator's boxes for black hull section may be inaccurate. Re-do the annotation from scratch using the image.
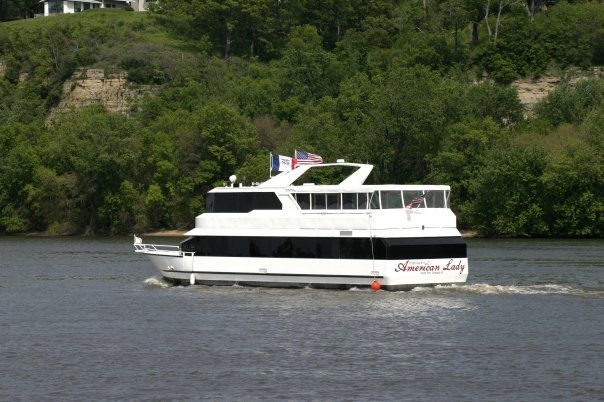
[180,235,467,261]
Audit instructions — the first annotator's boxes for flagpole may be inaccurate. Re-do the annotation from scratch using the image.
[269,152,272,178]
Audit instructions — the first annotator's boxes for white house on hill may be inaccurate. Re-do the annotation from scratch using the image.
[41,0,150,16]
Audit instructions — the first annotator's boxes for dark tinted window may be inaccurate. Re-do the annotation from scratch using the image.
[385,237,467,259]
[358,193,369,209]
[339,238,371,259]
[342,193,356,209]
[206,192,282,212]
[327,193,341,210]
[250,237,271,257]
[272,238,294,257]
[312,193,326,209]
[181,236,462,260]
[295,193,311,209]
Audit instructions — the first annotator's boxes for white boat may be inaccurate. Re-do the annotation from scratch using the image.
[134,161,468,290]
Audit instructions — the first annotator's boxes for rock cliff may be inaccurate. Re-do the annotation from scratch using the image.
[49,68,160,119]
[512,68,602,116]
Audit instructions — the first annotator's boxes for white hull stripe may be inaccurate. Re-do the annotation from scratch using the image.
[163,270,383,279]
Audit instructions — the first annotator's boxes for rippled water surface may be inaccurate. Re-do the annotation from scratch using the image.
[1,237,602,401]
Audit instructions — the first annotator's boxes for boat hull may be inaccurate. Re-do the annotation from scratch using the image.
[144,253,468,290]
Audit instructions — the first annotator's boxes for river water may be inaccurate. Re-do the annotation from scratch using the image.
[1,237,602,401]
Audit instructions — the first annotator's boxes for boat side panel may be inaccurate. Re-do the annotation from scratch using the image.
[147,254,468,288]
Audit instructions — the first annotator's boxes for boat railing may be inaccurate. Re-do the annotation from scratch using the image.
[134,243,180,254]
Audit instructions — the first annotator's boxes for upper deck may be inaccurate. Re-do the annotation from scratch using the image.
[188,162,459,237]
[208,162,450,211]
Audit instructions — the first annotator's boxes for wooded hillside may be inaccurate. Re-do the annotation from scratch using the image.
[0,1,602,236]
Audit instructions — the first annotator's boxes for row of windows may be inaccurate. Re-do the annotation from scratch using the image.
[181,236,466,260]
[205,189,449,213]
[294,190,449,210]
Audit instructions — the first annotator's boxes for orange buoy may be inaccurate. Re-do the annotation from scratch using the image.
[370,280,381,291]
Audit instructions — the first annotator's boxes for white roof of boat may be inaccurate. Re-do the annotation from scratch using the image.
[258,162,373,188]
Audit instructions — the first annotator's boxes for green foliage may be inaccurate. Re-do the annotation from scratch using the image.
[579,107,604,148]
[44,105,143,234]
[0,123,44,233]
[463,82,524,125]
[542,145,604,237]
[369,66,451,182]
[120,54,165,84]
[427,117,505,229]
[466,147,549,237]
[279,25,343,102]
[536,2,604,68]
[534,79,604,126]
[484,18,548,83]
[0,2,602,237]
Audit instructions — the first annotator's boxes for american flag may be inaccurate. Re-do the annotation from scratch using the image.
[295,149,323,165]
[405,198,424,208]
[405,192,426,208]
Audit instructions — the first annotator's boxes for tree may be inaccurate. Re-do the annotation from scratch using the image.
[368,66,451,183]
[536,2,604,68]
[0,0,41,21]
[427,117,505,228]
[542,146,603,237]
[534,79,604,126]
[0,123,45,233]
[464,82,524,125]
[466,146,548,236]
[46,106,142,234]
[484,0,523,44]
[279,25,342,102]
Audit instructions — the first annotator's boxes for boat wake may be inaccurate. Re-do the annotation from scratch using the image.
[140,278,602,298]
[143,276,173,288]
[412,283,603,298]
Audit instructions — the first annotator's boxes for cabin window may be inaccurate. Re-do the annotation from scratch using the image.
[249,237,271,257]
[326,193,341,210]
[381,191,403,209]
[358,193,369,209]
[312,193,326,210]
[340,238,371,259]
[384,237,466,259]
[272,238,294,257]
[206,192,282,213]
[295,237,315,257]
[295,193,311,210]
[342,193,356,209]
[183,235,467,259]
[403,191,426,208]
[424,190,446,208]
[369,191,381,209]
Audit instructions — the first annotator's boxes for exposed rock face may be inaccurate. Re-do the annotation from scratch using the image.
[512,75,561,112]
[512,68,602,115]
[51,68,160,117]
